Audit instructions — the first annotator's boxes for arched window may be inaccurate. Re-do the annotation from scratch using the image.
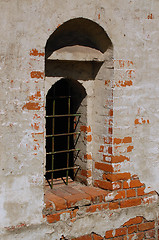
[45,79,86,188]
[45,18,113,189]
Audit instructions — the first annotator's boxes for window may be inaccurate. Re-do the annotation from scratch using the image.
[45,78,86,188]
[44,18,113,189]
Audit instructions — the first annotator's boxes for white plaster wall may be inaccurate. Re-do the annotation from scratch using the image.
[0,0,159,237]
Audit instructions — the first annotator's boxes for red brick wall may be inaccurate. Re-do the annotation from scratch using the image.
[65,216,158,240]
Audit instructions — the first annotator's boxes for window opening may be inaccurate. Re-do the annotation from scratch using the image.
[45,79,81,188]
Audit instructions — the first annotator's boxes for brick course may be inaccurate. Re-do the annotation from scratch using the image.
[69,216,157,240]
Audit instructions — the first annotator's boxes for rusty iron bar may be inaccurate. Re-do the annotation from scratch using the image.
[46,113,81,118]
[51,98,55,189]
[46,166,80,173]
[46,132,80,137]
[66,95,71,185]
[46,148,80,155]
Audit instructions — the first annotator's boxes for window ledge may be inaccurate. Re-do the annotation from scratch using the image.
[43,179,110,221]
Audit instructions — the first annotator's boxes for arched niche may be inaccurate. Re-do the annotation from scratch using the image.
[45,17,112,58]
[44,17,113,187]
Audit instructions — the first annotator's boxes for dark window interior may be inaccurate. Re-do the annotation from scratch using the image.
[45,78,86,187]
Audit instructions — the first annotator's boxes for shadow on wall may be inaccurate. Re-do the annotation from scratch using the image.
[45,17,111,58]
[45,17,112,80]
[45,60,103,80]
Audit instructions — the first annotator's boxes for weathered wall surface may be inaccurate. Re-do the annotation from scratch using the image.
[0,0,159,239]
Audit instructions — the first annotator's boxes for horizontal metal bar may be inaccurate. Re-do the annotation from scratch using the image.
[46,166,80,173]
[46,148,80,155]
[47,96,71,99]
[46,114,81,118]
[46,132,80,137]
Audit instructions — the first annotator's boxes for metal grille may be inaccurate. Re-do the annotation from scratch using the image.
[45,91,81,189]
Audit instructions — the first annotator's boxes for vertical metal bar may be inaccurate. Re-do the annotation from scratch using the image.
[66,93,71,185]
[51,98,55,189]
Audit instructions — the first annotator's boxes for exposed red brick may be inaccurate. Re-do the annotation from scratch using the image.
[80,125,91,133]
[109,109,113,116]
[108,127,112,134]
[103,172,131,182]
[63,193,91,208]
[115,227,127,236]
[80,186,108,203]
[105,230,113,238]
[123,216,143,226]
[137,187,145,196]
[86,203,108,213]
[46,213,60,223]
[95,162,113,172]
[99,146,104,152]
[123,181,130,189]
[108,146,112,154]
[147,13,154,19]
[45,191,67,211]
[127,189,136,198]
[138,221,155,231]
[30,49,45,57]
[130,180,144,188]
[94,180,121,191]
[128,225,137,234]
[109,202,119,210]
[115,80,133,87]
[30,71,44,79]
[94,180,112,190]
[127,146,134,152]
[84,135,92,142]
[52,188,71,198]
[114,138,122,145]
[111,155,130,163]
[114,190,125,200]
[134,118,149,125]
[22,102,41,110]
[123,137,132,143]
[120,198,142,208]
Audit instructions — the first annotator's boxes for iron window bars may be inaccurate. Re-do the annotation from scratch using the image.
[45,94,81,189]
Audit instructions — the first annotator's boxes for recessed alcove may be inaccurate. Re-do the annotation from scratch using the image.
[44,18,113,189]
